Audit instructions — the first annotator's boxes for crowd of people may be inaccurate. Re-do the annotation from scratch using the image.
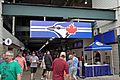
[0,50,80,80]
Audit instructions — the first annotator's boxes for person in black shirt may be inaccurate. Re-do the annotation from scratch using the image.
[44,51,53,80]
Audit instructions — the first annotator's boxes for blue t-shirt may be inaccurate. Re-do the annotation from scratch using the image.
[73,57,78,68]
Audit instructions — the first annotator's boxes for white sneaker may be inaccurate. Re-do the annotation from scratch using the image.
[41,77,44,79]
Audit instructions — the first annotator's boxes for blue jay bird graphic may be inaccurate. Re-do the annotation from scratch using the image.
[47,22,71,38]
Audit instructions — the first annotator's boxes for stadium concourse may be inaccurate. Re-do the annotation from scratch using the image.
[22,67,120,80]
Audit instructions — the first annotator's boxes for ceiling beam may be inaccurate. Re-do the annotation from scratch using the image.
[16,26,29,31]
[2,3,116,21]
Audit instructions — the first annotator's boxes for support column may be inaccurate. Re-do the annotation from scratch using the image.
[12,0,15,36]
[44,16,46,21]
[12,16,15,35]
[0,0,4,56]
[118,35,120,76]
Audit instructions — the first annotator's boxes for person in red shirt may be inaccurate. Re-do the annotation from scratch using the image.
[52,52,70,80]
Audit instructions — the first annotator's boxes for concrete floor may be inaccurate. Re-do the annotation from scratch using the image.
[22,67,120,80]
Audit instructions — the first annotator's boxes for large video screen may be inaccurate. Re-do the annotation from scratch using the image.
[30,20,92,38]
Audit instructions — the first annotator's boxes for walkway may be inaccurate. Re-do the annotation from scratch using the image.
[22,67,120,80]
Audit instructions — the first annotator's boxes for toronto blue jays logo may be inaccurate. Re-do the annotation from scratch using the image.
[47,22,77,38]
[30,21,92,38]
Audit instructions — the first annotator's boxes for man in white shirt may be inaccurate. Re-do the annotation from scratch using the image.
[30,52,39,80]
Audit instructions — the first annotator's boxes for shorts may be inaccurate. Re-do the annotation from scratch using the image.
[46,65,52,71]
[71,67,77,76]
[30,67,37,73]
[26,61,30,66]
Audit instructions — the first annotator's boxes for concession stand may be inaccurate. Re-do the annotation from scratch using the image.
[84,40,113,77]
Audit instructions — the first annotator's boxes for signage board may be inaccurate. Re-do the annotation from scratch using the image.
[4,38,12,46]
[30,21,92,38]
[94,30,116,43]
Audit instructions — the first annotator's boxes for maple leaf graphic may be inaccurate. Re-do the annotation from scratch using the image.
[66,24,77,34]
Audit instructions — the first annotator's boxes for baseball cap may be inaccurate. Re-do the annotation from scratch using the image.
[60,52,66,57]
[5,51,14,55]
[69,55,73,59]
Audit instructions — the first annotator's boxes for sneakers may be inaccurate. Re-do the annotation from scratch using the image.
[41,77,44,79]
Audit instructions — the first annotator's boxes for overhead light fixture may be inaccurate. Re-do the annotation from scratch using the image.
[1,0,4,3]
[39,37,55,51]
[49,37,55,41]
[45,41,49,45]
[85,0,87,4]
[39,44,46,51]
[71,19,95,22]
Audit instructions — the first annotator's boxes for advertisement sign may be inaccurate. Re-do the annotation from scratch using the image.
[30,21,92,38]
[94,30,115,43]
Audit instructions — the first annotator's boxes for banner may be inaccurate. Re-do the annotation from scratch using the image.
[30,21,92,38]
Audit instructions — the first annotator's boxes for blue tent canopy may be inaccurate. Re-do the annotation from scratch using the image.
[84,40,113,76]
[84,40,112,51]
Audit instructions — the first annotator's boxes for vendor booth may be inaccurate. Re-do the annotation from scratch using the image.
[84,40,113,77]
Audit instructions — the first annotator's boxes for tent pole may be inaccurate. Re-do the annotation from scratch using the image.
[82,45,85,77]
[92,51,94,77]
[111,50,114,75]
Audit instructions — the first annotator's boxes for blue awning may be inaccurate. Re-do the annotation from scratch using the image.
[84,40,112,51]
